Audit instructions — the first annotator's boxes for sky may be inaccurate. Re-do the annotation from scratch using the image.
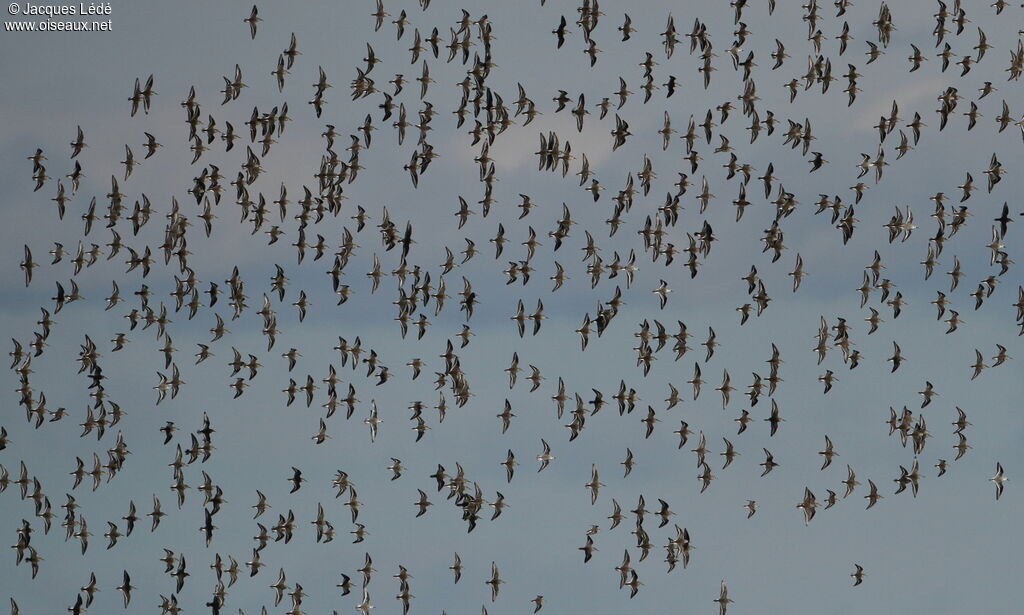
[1,0,1023,613]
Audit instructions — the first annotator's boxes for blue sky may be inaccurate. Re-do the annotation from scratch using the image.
[1,1,1022,613]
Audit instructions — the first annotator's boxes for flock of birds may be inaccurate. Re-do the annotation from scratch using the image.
[4,0,1022,613]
